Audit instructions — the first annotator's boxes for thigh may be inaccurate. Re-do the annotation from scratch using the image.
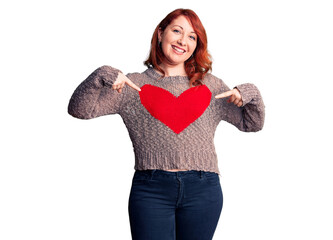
[128,171,177,240]
[176,172,223,240]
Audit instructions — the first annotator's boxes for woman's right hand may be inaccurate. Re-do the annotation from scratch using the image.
[112,72,141,93]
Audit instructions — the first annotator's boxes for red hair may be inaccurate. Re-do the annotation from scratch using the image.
[144,9,212,86]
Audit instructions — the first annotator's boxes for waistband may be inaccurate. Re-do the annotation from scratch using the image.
[135,169,217,178]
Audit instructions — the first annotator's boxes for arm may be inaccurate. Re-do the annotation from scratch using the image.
[67,65,123,119]
[215,81,265,132]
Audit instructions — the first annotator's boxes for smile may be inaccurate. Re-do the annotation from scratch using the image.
[172,45,186,53]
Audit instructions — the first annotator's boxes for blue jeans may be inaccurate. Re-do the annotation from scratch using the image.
[128,170,223,240]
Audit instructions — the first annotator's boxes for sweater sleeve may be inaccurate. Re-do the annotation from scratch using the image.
[68,65,124,119]
[216,80,265,132]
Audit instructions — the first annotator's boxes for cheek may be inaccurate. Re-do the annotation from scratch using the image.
[188,42,197,55]
[162,33,173,45]
[161,42,169,56]
[161,35,173,52]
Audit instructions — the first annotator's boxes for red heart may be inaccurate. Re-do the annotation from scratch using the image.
[139,84,212,134]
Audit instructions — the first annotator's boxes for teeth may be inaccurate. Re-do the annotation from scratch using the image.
[172,46,185,53]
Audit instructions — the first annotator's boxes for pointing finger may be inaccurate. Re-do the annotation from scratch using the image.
[215,90,233,99]
[126,80,141,92]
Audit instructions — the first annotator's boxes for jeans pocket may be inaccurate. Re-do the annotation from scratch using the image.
[132,171,150,185]
[204,172,220,186]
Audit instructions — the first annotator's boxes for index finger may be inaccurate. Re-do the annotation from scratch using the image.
[126,80,141,92]
[215,90,233,99]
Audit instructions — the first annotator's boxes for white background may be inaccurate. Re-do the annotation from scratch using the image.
[1,0,332,239]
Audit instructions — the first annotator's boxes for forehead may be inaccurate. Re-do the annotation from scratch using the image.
[168,15,195,32]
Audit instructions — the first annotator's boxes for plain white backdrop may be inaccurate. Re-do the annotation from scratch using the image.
[1,0,332,239]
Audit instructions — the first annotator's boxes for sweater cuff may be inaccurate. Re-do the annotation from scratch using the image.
[235,83,259,106]
[97,65,122,87]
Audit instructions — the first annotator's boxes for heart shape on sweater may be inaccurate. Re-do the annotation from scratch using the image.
[139,84,212,134]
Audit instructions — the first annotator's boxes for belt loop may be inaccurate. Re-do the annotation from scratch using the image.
[200,171,203,179]
[150,169,156,180]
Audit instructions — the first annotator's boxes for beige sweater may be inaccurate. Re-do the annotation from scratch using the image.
[68,66,265,174]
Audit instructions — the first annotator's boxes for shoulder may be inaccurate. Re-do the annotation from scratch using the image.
[125,68,153,84]
[203,73,225,85]
[126,71,143,79]
[202,73,229,92]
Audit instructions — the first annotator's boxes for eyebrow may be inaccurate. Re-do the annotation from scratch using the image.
[173,24,196,34]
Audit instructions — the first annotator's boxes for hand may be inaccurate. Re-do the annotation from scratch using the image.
[112,72,141,93]
[215,88,243,107]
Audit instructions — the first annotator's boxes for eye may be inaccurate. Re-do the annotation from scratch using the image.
[190,35,196,41]
[173,29,181,34]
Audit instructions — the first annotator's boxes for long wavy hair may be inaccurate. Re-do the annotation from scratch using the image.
[144,9,212,86]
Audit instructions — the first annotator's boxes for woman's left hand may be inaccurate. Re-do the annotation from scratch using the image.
[215,88,243,107]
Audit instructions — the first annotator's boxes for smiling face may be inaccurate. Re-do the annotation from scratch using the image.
[158,15,197,68]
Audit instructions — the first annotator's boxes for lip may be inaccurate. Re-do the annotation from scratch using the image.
[172,45,186,54]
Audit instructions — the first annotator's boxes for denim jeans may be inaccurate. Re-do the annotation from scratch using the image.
[128,169,223,240]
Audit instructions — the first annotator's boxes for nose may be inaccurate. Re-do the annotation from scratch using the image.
[177,35,186,46]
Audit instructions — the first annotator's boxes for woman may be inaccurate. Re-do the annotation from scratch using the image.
[68,8,265,240]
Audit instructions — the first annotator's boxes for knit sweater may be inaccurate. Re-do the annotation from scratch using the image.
[68,66,265,174]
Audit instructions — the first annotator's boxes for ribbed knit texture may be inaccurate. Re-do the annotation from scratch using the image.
[68,65,265,174]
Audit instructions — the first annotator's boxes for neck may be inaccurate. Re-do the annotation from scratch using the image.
[159,63,187,77]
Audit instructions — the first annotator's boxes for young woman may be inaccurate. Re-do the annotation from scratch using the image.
[68,8,265,240]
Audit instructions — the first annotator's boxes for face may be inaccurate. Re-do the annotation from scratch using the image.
[158,15,197,67]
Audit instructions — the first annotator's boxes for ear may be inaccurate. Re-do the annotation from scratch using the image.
[157,28,163,43]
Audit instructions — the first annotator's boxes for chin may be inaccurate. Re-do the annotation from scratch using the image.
[168,56,190,65]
